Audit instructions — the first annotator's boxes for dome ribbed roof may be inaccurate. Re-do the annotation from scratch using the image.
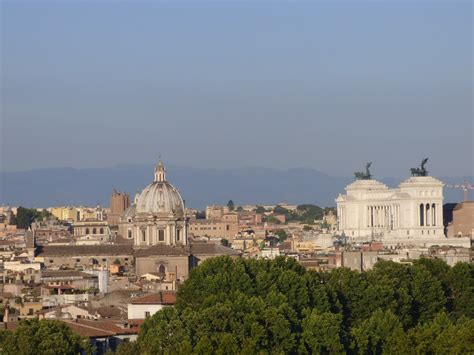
[135,161,184,216]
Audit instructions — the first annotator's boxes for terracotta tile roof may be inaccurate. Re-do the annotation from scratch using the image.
[63,319,142,337]
[36,244,134,256]
[187,242,241,256]
[134,245,188,257]
[130,291,176,305]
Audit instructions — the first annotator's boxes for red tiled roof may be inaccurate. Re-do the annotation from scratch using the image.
[130,291,176,305]
[63,319,142,338]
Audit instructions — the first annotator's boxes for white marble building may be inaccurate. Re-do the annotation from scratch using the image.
[336,175,470,247]
[118,161,188,247]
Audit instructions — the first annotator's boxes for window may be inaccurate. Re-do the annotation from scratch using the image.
[76,259,80,262]
[419,204,424,226]
[49,259,54,263]
[93,228,97,234]
[85,228,90,234]
[145,311,150,318]
[142,230,146,242]
[100,228,104,234]
[158,229,165,242]
[158,264,166,276]
[128,229,132,239]
[176,229,180,242]
[102,258,106,262]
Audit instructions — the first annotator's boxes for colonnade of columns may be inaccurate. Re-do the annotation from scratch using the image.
[419,203,437,227]
[367,205,399,229]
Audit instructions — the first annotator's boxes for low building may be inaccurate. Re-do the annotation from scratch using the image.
[127,291,176,320]
[342,251,379,272]
[35,245,134,269]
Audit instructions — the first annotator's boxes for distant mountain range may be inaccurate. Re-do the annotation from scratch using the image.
[0,164,471,209]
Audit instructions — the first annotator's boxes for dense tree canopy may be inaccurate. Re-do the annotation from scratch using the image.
[122,257,474,354]
[10,207,50,229]
[0,319,92,355]
[270,204,325,225]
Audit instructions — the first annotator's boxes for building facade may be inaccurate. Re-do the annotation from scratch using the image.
[336,175,470,247]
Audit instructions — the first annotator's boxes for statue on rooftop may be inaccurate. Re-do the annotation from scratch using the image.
[410,158,429,177]
[354,162,372,180]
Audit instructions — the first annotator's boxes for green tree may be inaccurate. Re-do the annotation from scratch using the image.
[300,310,345,354]
[0,319,92,355]
[273,229,288,242]
[266,215,281,225]
[13,207,38,229]
[255,206,266,214]
[395,313,474,354]
[350,309,405,355]
[273,205,289,215]
[130,257,469,354]
[411,265,447,324]
[446,263,474,319]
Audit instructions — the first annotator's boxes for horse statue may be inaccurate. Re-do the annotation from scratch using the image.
[354,162,372,180]
[410,158,429,177]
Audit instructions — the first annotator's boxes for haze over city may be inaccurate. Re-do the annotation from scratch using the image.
[2,1,472,177]
[0,2,473,354]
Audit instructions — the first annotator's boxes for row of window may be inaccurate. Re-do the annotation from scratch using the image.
[129,228,182,243]
[85,227,105,235]
[189,225,231,231]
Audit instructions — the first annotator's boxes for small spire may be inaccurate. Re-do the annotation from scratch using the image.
[154,160,167,182]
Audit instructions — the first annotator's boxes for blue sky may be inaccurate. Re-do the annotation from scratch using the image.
[1,1,472,177]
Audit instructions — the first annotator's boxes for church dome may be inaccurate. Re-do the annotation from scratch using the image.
[135,161,185,216]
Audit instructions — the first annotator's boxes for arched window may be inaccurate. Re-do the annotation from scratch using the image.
[158,264,166,276]
[85,228,90,235]
[419,204,424,226]
[93,228,97,234]
[100,228,104,234]
[432,203,436,226]
[425,204,430,226]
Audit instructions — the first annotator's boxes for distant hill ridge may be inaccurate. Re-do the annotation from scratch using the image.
[0,165,470,208]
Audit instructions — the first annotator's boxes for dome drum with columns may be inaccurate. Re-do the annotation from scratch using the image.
[118,161,188,247]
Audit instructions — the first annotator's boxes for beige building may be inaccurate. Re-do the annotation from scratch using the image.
[73,220,110,239]
[342,251,379,272]
[188,218,239,241]
[134,245,190,282]
[36,245,134,269]
[50,207,79,222]
[206,205,230,220]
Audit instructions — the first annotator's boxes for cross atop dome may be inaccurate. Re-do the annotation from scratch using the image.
[154,160,167,182]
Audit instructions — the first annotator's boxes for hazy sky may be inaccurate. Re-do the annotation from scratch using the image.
[1,1,472,178]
